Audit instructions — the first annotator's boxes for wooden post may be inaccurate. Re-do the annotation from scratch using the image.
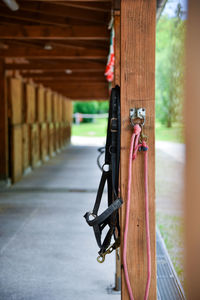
[0,60,8,183]
[114,9,121,292]
[185,1,200,299]
[120,1,156,299]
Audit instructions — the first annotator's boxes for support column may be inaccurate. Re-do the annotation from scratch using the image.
[120,1,156,299]
[0,60,8,183]
[185,1,200,299]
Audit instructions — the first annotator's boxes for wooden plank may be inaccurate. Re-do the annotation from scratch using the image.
[60,122,65,148]
[30,124,40,168]
[11,125,22,183]
[120,0,156,299]
[66,100,73,126]
[55,123,60,151]
[52,92,59,123]
[34,77,106,82]
[185,1,200,299]
[62,99,67,122]
[40,123,48,162]
[25,82,36,123]
[40,82,109,100]
[45,89,52,123]
[36,85,45,123]
[8,77,23,125]
[22,123,30,171]
[0,25,109,40]
[0,9,108,27]
[0,47,107,60]
[5,61,105,71]
[18,71,105,78]
[48,123,54,157]
[51,1,111,12]
[3,2,109,24]
[0,59,8,181]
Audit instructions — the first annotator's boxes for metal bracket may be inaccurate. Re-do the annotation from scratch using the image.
[130,108,146,126]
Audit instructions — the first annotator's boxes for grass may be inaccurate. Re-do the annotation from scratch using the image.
[156,212,184,286]
[72,118,107,137]
[155,122,184,143]
[72,118,184,143]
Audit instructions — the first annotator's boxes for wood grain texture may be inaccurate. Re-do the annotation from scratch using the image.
[185,1,200,299]
[11,125,22,183]
[45,89,52,123]
[8,77,23,125]
[22,124,30,171]
[40,123,48,162]
[0,60,8,180]
[0,25,109,40]
[25,83,36,123]
[48,123,54,157]
[52,92,59,123]
[120,1,156,299]
[30,124,40,168]
[36,86,45,123]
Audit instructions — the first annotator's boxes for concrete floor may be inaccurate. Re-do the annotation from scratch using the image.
[0,142,185,300]
[0,146,120,300]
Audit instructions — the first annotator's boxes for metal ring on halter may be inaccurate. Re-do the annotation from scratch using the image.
[102,163,110,172]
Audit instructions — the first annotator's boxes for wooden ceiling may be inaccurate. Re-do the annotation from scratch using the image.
[0,0,165,100]
[0,0,114,100]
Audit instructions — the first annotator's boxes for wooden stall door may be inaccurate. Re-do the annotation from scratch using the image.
[11,125,22,183]
[30,124,40,168]
[22,124,30,172]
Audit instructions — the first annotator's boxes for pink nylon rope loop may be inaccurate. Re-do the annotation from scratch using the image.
[123,125,151,300]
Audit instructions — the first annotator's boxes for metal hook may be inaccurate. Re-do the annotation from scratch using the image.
[130,108,146,127]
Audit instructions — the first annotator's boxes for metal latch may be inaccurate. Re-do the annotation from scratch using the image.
[130,108,146,126]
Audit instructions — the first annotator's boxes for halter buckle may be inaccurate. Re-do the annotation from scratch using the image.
[110,118,118,132]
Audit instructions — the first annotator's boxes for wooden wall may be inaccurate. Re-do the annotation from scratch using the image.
[7,75,72,183]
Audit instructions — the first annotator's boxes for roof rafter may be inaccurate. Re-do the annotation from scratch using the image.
[0,25,109,40]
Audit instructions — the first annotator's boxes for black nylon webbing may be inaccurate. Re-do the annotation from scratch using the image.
[84,85,122,256]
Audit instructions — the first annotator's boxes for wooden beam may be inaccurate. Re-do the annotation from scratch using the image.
[41,82,109,100]
[0,13,96,27]
[20,71,105,78]
[34,77,106,82]
[5,60,106,71]
[0,25,109,40]
[39,81,108,89]
[120,0,156,299]
[4,2,109,24]
[0,47,107,59]
[50,1,111,12]
[185,1,200,299]
[0,59,8,182]
[22,0,111,2]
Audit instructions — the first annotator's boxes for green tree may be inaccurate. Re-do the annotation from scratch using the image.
[156,5,185,127]
[73,100,109,123]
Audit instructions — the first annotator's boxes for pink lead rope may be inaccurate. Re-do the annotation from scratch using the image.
[123,124,151,300]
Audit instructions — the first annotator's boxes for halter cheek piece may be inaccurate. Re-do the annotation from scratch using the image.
[84,85,123,262]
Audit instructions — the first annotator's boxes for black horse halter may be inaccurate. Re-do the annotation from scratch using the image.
[84,85,123,262]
